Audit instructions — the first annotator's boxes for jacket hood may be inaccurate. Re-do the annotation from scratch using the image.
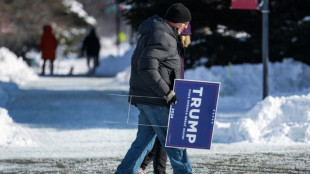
[138,15,177,38]
[89,28,97,37]
[44,25,52,33]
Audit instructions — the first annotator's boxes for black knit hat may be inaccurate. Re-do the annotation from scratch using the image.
[165,3,191,23]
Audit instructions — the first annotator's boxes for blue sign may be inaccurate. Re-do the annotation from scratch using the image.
[165,79,220,149]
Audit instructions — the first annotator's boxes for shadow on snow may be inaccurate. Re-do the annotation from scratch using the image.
[7,87,139,130]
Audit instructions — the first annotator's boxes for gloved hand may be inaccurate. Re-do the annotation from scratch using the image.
[164,90,177,105]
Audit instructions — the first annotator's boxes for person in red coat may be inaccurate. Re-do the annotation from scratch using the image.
[38,25,57,75]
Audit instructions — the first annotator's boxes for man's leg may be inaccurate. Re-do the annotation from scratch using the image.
[115,108,157,174]
[138,104,192,174]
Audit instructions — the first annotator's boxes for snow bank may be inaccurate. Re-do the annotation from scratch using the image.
[214,94,310,143]
[0,47,38,108]
[0,108,35,147]
[114,67,131,85]
[0,47,38,85]
[0,48,38,147]
[114,57,310,97]
[269,59,310,94]
[96,43,133,76]
[185,59,310,97]
[99,38,133,58]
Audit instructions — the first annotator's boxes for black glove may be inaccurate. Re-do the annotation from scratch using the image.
[164,90,177,105]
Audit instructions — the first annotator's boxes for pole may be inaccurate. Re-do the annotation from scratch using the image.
[262,0,269,99]
[115,2,121,57]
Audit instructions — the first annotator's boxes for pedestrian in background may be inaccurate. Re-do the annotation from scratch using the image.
[81,27,101,71]
[38,25,57,75]
[115,3,192,174]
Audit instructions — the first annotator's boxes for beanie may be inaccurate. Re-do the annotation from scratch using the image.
[165,3,191,23]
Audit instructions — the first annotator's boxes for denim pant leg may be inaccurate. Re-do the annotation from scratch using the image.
[115,108,157,174]
[138,104,192,174]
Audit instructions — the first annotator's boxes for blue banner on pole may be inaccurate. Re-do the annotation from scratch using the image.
[165,79,220,149]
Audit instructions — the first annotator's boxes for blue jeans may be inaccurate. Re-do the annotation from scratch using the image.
[115,104,192,174]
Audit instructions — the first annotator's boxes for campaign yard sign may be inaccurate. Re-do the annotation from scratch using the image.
[165,79,220,149]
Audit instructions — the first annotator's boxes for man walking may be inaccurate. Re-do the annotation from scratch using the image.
[115,3,192,174]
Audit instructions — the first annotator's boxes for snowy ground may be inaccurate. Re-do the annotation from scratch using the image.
[1,44,310,173]
[1,150,309,173]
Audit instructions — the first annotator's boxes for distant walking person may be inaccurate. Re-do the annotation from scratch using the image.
[81,28,101,71]
[38,25,57,75]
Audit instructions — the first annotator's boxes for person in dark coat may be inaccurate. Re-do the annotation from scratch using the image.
[115,3,192,174]
[38,25,57,75]
[137,23,192,174]
[81,28,101,70]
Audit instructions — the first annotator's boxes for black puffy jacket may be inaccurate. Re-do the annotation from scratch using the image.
[129,15,181,106]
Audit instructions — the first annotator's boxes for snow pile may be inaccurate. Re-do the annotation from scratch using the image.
[25,49,41,67]
[214,94,310,143]
[0,48,37,147]
[114,67,131,85]
[96,42,133,76]
[63,0,96,25]
[0,108,35,147]
[239,94,310,143]
[0,47,38,85]
[99,38,133,58]
[185,59,310,96]
[269,59,310,94]
[113,56,310,97]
